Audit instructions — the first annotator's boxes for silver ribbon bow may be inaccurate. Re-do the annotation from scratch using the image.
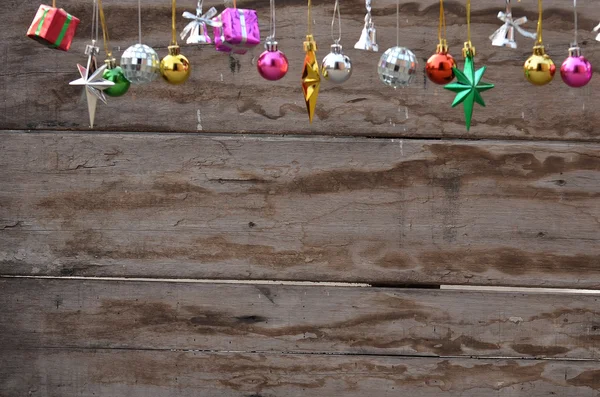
[489,4,536,48]
[181,1,222,44]
[594,22,600,41]
[354,0,378,51]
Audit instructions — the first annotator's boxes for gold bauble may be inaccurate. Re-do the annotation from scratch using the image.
[160,45,191,85]
[523,45,555,86]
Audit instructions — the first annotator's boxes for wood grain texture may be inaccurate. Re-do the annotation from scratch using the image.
[1,132,600,288]
[2,349,599,397]
[2,278,599,359]
[1,0,600,140]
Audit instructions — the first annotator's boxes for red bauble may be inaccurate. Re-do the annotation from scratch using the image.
[426,52,456,85]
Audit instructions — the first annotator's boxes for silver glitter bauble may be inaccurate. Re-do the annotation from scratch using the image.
[120,43,160,84]
[377,46,418,88]
[321,43,352,84]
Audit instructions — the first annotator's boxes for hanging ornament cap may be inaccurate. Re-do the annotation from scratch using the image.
[330,43,342,54]
[85,43,100,56]
[168,44,181,56]
[436,40,449,54]
[304,35,317,52]
[568,45,581,57]
[462,41,475,58]
[265,38,279,52]
[532,44,546,56]
[105,57,117,69]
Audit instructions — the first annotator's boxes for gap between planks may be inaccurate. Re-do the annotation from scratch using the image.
[9,346,600,363]
[2,275,600,295]
[3,129,600,145]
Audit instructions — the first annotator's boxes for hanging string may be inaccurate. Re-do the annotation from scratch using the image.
[95,0,99,43]
[466,0,471,45]
[438,0,446,44]
[91,0,97,42]
[52,0,56,8]
[307,0,312,35]
[232,0,236,9]
[331,0,341,44]
[171,0,177,45]
[573,0,578,46]
[97,0,111,57]
[138,0,142,43]
[396,0,399,46]
[269,0,276,40]
[461,0,475,57]
[536,0,542,45]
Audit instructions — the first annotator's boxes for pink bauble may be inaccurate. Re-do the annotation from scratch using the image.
[257,50,289,81]
[560,55,593,88]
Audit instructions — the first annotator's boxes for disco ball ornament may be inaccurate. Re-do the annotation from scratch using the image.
[524,45,555,86]
[560,46,593,88]
[120,43,160,84]
[160,45,191,85]
[257,39,289,81]
[426,43,456,85]
[321,43,352,84]
[378,46,418,88]
[102,58,131,97]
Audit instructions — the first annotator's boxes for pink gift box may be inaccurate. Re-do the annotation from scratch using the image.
[213,8,260,55]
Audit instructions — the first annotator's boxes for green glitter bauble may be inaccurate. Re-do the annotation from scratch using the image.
[103,66,131,97]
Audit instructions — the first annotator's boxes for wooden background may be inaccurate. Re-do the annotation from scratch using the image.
[1,0,599,396]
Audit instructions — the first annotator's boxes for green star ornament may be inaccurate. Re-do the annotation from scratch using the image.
[444,54,494,131]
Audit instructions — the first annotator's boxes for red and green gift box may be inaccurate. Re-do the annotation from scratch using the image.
[27,4,80,51]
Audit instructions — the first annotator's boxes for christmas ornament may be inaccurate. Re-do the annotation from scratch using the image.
[97,0,130,97]
[594,23,600,42]
[444,0,494,131]
[524,0,555,86]
[257,0,288,81]
[378,0,417,88]
[121,0,160,84]
[103,60,130,97]
[354,0,378,51]
[69,53,113,128]
[27,0,80,51]
[321,0,352,84]
[378,47,418,88]
[301,0,320,123]
[426,0,455,85]
[489,0,536,48]
[213,0,261,55]
[160,0,191,85]
[161,46,191,85]
[181,0,220,44]
[69,1,113,128]
[560,0,592,88]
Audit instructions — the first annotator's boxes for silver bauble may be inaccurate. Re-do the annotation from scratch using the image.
[120,43,160,84]
[321,43,352,84]
[377,46,418,88]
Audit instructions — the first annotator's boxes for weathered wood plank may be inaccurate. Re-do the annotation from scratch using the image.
[2,278,599,359]
[1,132,600,288]
[1,0,599,139]
[1,349,599,397]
